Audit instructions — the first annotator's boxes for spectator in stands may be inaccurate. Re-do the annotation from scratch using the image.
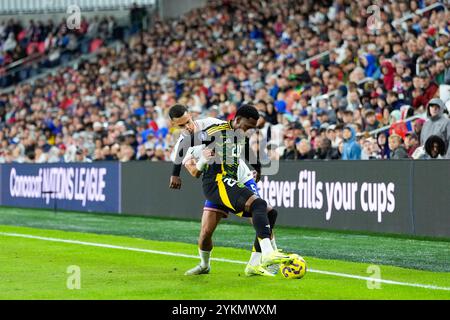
[420,98,450,159]
[326,125,341,149]
[266,143,280,161]
[296,139,315,160]
[381,60,395,91]
[360,137,370,160]
[413,118,425,139]
[387,91,406,111]
[0,0,448,163]
[315,138,339,160]
[363,110,380,132]
[2,32,17,52]
[401,76,414,105]
[342,110,354,125]
[130,3,147,32]
[368,137,383,160]
[412,71,439,110]
[389,135,409,159]
[281,134,299,160]
[444,51,450,85]
[404,133,420,158]
[376,131,390,159]
[424,135,447,159]
[342,125,361,160]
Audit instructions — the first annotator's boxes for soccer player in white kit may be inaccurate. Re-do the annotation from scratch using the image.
[168,104,279,276]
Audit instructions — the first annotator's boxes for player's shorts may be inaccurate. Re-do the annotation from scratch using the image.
[203,178,259,216]
[203,175,258,218]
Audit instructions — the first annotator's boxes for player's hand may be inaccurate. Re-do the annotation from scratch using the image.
[202,148,215,162]
[169,176,182,189]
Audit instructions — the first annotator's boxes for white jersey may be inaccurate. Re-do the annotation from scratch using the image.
[172,117,253,184]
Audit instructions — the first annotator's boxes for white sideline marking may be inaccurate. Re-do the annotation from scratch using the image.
[1,231,449,292]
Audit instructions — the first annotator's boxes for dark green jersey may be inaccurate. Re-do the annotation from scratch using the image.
[202,121,245,180]
[175,121,260,181]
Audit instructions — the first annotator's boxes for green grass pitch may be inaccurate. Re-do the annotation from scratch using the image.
[0,208,449,300]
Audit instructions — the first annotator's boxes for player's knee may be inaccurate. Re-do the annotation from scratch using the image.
[268,208,278,221]
[250,198,267,216]
[268,208,278,227]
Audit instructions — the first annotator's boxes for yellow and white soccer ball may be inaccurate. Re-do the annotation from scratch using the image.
[280,254,307,279]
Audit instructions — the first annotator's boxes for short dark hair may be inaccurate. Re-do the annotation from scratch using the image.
[235,104,259,121]
[365,110,376,117]
[343,110,354,115]
[257,100,267,107]
[169,104,188,120]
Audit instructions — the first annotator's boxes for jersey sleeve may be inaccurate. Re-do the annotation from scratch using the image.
[195,117,226,130]
[171,135,185,176]
[173,130,212,167]
[171,124,223,176]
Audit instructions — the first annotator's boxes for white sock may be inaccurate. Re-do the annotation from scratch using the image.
[259,238,274,256]
[248,252,262,266]
[199,249,211,268]
[271,236,278,251]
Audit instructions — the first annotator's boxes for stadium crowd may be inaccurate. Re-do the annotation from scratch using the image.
[0,0,449,164]
[0,15,123,87]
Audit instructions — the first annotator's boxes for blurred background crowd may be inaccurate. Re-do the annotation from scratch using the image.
[0,14,125,88]
[0,0,449,164]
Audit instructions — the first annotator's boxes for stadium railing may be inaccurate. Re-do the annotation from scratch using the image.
[364,113,426,138]
[416,46,446,75]
[313,77,375,102]
[391,1,448,29]
[301,50,332,71]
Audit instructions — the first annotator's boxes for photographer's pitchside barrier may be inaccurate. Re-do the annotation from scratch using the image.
[1,161,449,238]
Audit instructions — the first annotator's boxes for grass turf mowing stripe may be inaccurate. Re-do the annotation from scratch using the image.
[1,231,449,293]
[1,207,449,272]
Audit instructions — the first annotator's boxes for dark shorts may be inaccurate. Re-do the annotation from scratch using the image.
[204,179,260,217]
[203,174,257,218]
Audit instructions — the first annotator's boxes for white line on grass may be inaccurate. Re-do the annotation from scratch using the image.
[1,231,449,292]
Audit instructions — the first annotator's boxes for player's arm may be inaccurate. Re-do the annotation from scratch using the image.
[169,163,183,189]
[183,148,214,178]
[184,158,202,178]
[176,125,218,179]
[174,131,210,165]
[244,137,261,182]
[170,130,211,187]
[169,137,184,189]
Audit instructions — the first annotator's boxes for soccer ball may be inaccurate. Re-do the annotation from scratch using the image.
[280,254,307,279]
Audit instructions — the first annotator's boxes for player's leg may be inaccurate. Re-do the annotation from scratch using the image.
[240,199,284,276]
[249,205,278,261]
[251,206,280,275]
[203,176,291,271]
[244,205,281,276]
[251,206,278,251]
[242,178,279,271]
[210,176,292,267]
[185,202,226,275]
[241,195,292,267]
